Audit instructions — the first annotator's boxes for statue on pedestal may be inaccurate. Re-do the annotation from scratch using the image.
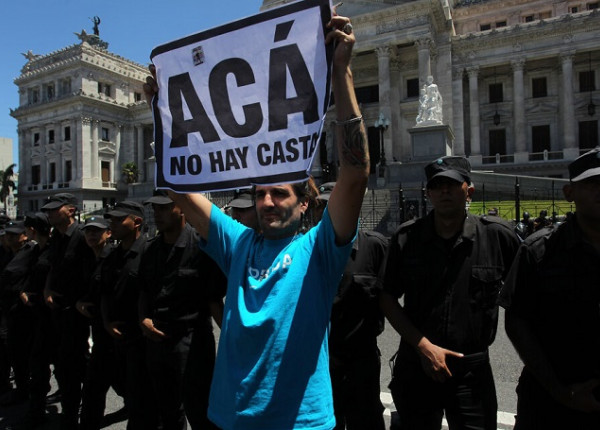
[416,75,443,126]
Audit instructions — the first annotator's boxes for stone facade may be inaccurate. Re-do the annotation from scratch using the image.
[264,0,600,188]
[11,32,153,215]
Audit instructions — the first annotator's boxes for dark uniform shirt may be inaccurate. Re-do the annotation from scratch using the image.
[46,221,96,308]
[384,211,519,355]
[0,242,35,308]
[329,230,388,358]
[498,216,600,385]
[21,242,52,306]
[100,235,148,339]
[138,223,226,334]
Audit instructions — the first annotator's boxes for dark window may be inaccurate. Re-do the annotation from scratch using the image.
[489,83,503,103]
[101,161,110,184]
[64,126,70,141]
[580,70,595,92]
[98,82,111,97]
[101,127,110,141]
[532,125,551,153]
[48,130,55,144]
[571,6,579,13]
[524,15,534,22]
[480,23,491,31]
[134,92,142,102]
[588,2,599,10]
[532,77,547,98]
[354,85,379,104]
[406,78,420,98]
[46,84,54,100]
[579,120,598,150]
[49,163,56,183]
[65,160,72,182]
[496,21,507,28]
[33,133,40,146]
[32,165,41,185]
[489,129,507,156]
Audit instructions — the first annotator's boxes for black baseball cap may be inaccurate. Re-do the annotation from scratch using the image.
[144,189,173,205]
[226,189,254,209]
[568,147,600,182]
[104,201,144,219]
[425,156,471,186]
[4,221,25,235]
[24,212,51,233]
[41,193,78,211]
[82,216,110,230]
[317,182,336,201]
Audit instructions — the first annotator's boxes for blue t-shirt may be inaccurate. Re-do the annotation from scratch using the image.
[201,205,354,430]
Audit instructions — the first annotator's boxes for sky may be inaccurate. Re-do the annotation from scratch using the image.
[0,0,265,170]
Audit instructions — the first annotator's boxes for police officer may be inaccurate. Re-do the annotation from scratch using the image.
[139,191,225,430]
[224,188,259,231]
[101,200,158,430]
[42,193,96,430]
[317,183,389,430]
[499,148,600,429]
[77,216,123,430]
[0,221,30,405]
[380,156,519,430]
[19,212,55,427]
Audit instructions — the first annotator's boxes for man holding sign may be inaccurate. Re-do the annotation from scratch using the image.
[144,4,368,429]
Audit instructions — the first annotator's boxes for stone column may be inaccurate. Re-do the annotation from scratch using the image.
[416,38,432,88]
[70,118,78,183]
[91,120,100,179]
[376,45,394,167]
[114,124,122,184]
[80,118,91,182]
[467,66,481,162]
[452,67,465,156]
[390,58,402,161]
[560,52,578,159]
[136,125,145,182]
[512,59,527,162]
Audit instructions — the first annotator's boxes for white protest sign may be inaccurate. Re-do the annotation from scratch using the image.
[151,0,333,192]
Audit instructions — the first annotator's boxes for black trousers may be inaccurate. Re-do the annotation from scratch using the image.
[6,301,34,395]
[146,326,218,430]
[28,304,55,417]
[514,370,600,430]
[115,330,159,430]
[330,346,385,430]
[52,307,90,428]
[390,350,497,430]
[79,318,126,430]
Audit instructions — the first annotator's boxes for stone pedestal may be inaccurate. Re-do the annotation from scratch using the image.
[408,124,454,161]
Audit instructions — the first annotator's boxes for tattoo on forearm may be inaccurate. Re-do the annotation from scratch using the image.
[340,117,369,168]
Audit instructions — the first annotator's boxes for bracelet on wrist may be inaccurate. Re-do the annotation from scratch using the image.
[332,115,363,126]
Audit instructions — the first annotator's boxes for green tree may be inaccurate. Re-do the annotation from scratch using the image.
[0,163,16,213]
[121,162,139,184]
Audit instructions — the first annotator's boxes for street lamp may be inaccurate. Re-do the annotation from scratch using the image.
[374,113,390,180]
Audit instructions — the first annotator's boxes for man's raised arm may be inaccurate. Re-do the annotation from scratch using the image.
[325,15,370,245]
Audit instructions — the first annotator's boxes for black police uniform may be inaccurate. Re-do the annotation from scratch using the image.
[498,217,600,429]
[384,211,519,430]
[329,230,388,430]
[79,243,126,430]
[20,238,55,423]
[0,241,36,403]
[100,234,158,430]
[0,244,15,397]
[138,223,225,430]
[46,221,96,429]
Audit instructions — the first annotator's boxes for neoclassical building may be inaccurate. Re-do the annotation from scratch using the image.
[11,30,154,215]
[11,0,600,215]
[263,0,600,187]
